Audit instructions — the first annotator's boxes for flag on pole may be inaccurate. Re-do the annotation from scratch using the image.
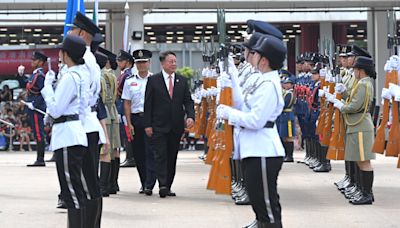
[123,1,129,51]
[93,0,99,26]
[64,0,86,37]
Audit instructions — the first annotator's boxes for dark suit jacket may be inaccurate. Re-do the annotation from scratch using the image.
[144,72,195,134]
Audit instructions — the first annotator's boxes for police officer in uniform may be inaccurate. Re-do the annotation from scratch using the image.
[68,12,104,226]
[278,72,296,162]
[333,56,376,205]
[25,51,47,167]
[41,34,89,228]
[122,49,157,195]
[117,50,137,169]
[218,34,286,228]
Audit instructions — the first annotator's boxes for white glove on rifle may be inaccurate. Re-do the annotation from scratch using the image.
[318,89,325,97]
[333,99,344,110]
[220,72,232,88]
[381,88,392,100]
[216,104,231,120]
[335,83,346,93]
[44,70,56,87]
[325,92,335,103]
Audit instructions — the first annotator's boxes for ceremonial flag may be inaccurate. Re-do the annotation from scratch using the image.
[63,0,86,37]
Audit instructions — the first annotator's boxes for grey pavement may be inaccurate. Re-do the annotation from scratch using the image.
[0,150,399,228]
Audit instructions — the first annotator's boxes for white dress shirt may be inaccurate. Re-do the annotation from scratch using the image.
[227,70,285,159]
[162,69,175,92]
[41,65,88,151]
[81,47,106,143]
[121,72,152,113]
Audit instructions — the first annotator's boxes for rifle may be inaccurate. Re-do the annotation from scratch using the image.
[327,45,345,160]
[207,8,232,195]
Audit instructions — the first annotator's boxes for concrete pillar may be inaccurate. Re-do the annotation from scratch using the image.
[319,22,333,54]
[107,12,124,53]
[367,10,375,63]
[128,3,144,51]
[371,10,390,105]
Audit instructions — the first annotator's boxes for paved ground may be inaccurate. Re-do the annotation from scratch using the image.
[0,149,399,228]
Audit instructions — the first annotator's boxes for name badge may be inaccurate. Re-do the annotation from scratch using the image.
[130,82,138,86]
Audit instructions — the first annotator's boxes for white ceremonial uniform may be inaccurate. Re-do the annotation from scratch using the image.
[41,65,88,151]
[121,72,152,113]
[82,46,106,143]
[227,70,285,159]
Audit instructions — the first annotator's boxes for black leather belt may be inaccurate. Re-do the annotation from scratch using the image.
[264,121,275,128]
[91,106,97,112]
[132,112,144,117]
[54,115,79,124]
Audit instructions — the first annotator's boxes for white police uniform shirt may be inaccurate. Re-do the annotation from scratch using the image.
[227,70,285,159]
[82,46,106,143]
[41,65,88,151]
[121,72,152,113]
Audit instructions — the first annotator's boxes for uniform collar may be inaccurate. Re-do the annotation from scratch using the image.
[33,67,43,74]
[136,71,152,80]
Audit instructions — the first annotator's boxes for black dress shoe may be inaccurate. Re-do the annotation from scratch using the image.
[27,160,45,167]
[235,194,250,205]
[159,187,168,198]
[57,198,67,209]
[283,157,294,162]
[167,191,176,197]
[139,187,145,194]
[120,158,136,168]
[144,188,153,196]
[243,220,257,228]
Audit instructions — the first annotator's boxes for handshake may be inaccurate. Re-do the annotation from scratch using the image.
[381,83,400,102]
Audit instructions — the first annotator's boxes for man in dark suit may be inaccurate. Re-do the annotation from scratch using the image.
[144,51,195,198]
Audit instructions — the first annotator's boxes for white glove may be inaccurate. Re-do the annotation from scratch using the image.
[318,89,325,97]
[333,99,344,110]
[319,68,327,77]
[200,89,208,98]
[389,55,400,70]
[220,72,232,88]
[325,92,335,103]
[26,102,34,110]
[381,88,392,100]
[384,60,391,72]
[388,83,400,97]
[45,70,56,86]
[335,83,346,93]
[43,113,53,125]
[216,104,231,120]
[201,68,208,77]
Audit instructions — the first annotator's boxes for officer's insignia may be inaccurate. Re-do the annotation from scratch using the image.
[138,50,143,58]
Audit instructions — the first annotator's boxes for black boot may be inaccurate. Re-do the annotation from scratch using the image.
[304,138,311,166]
[235,191,250,205]
[115,157,120,192]
[351,170,374,205]
[257,221,282,228]
[27,141,46,167]
[284,142,294,162]
[85,199,101,227]
[67,207,85,228]
[109,160,117,194]
[120,143,136,167]
[99,162,111,197]
[314,145,331,172]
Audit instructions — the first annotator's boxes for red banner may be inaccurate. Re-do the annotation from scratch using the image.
[0,48,60,77]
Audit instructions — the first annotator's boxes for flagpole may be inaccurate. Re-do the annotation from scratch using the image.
[123,1,129,52]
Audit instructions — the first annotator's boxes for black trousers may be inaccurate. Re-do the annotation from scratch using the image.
[82,132,101,200]
[131,114,148,188]
[55,146,87,209]
[243,157,283,226]
[150,131,181,189]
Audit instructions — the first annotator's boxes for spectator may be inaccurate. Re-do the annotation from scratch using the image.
[18,121,32,151]
[16,65,28,89]
[0,85,13,103]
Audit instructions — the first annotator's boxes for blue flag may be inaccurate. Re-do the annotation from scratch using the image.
[63,0,86,37]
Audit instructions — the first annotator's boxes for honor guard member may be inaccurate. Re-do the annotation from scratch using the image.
[309,64,331,172]
[41,34,89,228]
[117,50,136,168]
[97,47,122,197]
[122,49,156,195]
[68,12,104,226]
[25,51,47,167]
[277,71,296,162]
[217,34,286,228]
[334,45,371,196]
[333,56,376,205]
